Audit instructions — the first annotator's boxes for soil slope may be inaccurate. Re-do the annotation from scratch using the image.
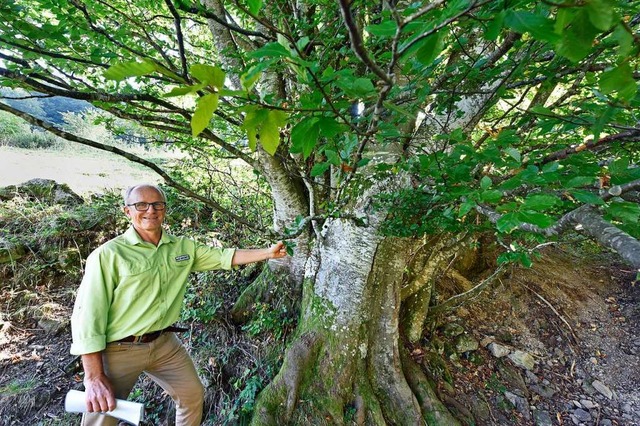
[0,248,638,426]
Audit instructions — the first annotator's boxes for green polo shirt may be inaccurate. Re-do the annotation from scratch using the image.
[70,226,235,355]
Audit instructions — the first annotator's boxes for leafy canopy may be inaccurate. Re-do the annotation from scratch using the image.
[0,0,639,264]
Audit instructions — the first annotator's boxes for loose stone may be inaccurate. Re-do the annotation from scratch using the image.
[508,350,535,370]
[488,342,510,358]
[573,408,591,422]
[591,380,613,400]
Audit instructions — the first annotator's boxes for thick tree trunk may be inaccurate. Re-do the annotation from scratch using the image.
[251,227,460,425]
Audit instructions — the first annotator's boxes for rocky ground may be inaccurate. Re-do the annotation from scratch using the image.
[430,248,640,426]
[0,247,638,425]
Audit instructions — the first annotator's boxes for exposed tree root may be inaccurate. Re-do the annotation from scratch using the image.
[400,348,461,426]
[251,332,323,425]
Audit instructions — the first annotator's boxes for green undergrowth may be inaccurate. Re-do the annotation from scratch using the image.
[1,178,298,425]
[181,264,298,425]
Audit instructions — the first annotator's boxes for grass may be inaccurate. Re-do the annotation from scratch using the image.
[0,378,38,396]
[0,142,168,196]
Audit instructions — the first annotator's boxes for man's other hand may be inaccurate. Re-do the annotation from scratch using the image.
[84,373,116,412]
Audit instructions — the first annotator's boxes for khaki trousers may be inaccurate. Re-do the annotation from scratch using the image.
[81,333,204,426]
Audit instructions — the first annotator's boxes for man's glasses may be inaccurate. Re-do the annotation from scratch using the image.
[126,202,167,211]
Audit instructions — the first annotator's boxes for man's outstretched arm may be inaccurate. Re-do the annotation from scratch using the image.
[231,241,287,266]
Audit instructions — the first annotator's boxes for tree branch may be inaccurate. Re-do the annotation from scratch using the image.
[0,101,264,233]
[175,0,270,39]
[337,0,392,84]
[164,0,191,81]
[539,128,640,165]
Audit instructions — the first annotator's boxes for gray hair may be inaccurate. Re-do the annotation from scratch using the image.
[123,184,167,205]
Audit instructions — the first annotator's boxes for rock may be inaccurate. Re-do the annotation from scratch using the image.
[504,391,531,420]
[525,370,539,384]
[621,403,632,413]
[443,322,465,337]
[497,361,528,397]
[533,409,554,426]
[480,336,494,347]
[580,399,597,410]
[0,179,83,206]
[530,384,556,399]
[455,334,479,353]
[469,395,492,424]
[600,419,612,426]
[573,408,591,422]
[488,342,511,358]
[0,237,27,264]
[591,380,613,400]
[37,317,68,335]
[508,350,535,370]
[58,248,82,271]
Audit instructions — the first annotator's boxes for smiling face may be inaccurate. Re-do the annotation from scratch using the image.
[124,185,166,237]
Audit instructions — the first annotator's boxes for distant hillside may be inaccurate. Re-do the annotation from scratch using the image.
[0,87,92,125]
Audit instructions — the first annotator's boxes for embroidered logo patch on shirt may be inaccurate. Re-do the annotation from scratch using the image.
[175,254,190,262]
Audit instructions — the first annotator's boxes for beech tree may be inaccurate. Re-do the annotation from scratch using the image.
[1,0,639,423]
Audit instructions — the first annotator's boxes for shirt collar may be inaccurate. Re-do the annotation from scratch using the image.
[123,226,176,246]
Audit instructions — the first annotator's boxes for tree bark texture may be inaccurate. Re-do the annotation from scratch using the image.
[251,231,461,425]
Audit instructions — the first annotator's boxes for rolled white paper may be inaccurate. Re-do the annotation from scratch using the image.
[65,389,145,425]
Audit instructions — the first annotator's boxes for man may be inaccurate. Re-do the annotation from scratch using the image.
[70,184,286,425]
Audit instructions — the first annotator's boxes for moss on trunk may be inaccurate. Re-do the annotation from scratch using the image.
[249,236,464,425]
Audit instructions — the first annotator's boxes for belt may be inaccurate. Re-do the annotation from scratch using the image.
[115,326,188,343]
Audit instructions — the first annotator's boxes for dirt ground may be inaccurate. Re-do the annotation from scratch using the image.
[0,247,638,425]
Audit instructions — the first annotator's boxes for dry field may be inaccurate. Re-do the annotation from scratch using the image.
[0,145,163,196]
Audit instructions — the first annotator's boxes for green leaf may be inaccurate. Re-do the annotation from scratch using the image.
[190,64,225,88]
[291,117,320,158]
[163,83,206,97]
[247,0,263,15]
[570,190,604,205]
[480,190,502,203]
[283,241,296,256]
[317,117,345,138]
[296,36,310,51]
[505,147,521,163]
[351,78,376,97]
[556,10,601,62]
[260,119,280,155]
[366,20,397,37]
[310,162,330,177]
[504,10,559,43]
[191,93,219,136]
[459,200,475,217]
[542,162,559,173]
[522,194,561,211]
[324,149,341,166]
[335,76,375,97]
[484,10,505,41]
[249,42,292,59]
[606,201,640,223]
[416,32,443,65]
[585,0,615,31]
[103,60,156,81]
[242,107,267,151]
[496,212,522,233]
[564,176,595,188]
[608,157,640,184]
[259,110,288,155]
[480,176,492,189]
[247,128,257,151]
[518,211,554,228]
[599,63,638,101]
[613,24,634,57]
